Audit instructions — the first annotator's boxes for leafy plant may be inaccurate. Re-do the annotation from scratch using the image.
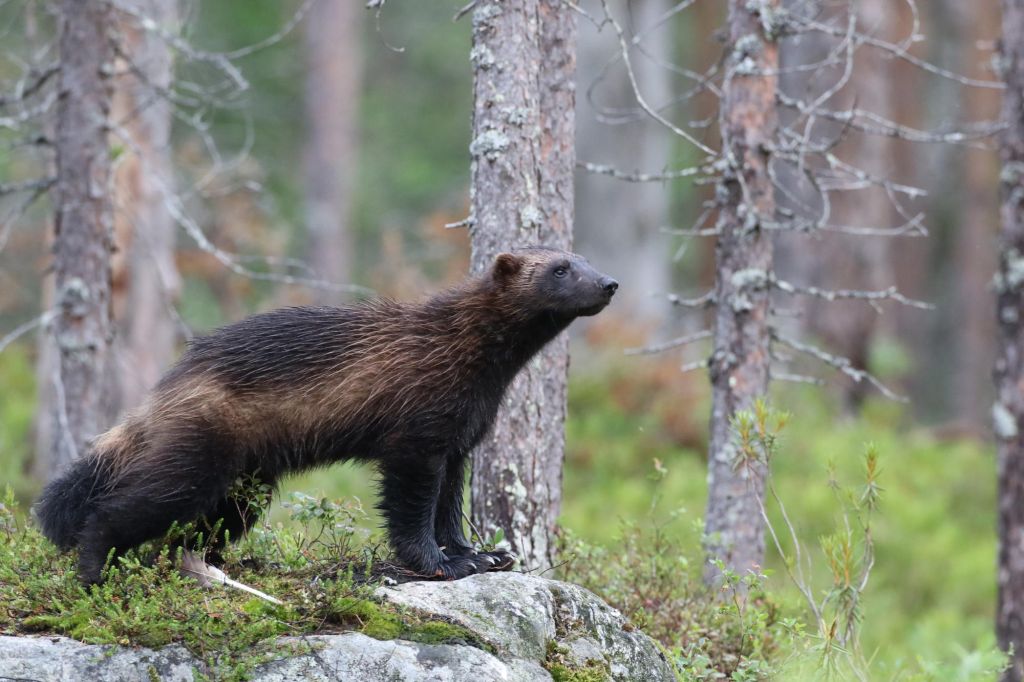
[558,461,783,680]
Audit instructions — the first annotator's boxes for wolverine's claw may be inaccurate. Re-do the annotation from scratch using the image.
[425,548,518,580]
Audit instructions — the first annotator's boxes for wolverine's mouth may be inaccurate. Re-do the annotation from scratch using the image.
[578,300,611,317]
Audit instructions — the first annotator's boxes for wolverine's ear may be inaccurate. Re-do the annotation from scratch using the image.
[493,253,523,282]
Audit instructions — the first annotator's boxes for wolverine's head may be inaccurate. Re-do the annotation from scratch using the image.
[491,247,618,319]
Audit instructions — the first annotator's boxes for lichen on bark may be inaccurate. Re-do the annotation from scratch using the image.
[467,0,576,574]
[703,0,780,585]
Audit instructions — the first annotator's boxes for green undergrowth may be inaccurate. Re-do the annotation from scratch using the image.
[558,377,1008,681]
[0,490,484,681]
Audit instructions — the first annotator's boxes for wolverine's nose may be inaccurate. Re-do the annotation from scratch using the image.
[599,277,619,295]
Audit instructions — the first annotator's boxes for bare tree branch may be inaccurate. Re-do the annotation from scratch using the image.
[0,310,57,355]
[625,329,712,356]
[0,63,58,108]
[772,277,933,311]
[773,331,907,402]
[577,160,707,183]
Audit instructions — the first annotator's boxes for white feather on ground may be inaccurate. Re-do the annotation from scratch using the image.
[179,550,284,605]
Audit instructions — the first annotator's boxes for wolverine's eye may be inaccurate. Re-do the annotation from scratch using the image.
[553,266,568,279]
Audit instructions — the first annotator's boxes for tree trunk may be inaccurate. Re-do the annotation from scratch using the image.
[468,0,576,573]
[39,0,116,476]
[303,0,360,299]
[109,0,181,412]
[702,0,778,583]
[995,1,1024,678]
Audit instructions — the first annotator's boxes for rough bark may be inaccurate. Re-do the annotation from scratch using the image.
[40,0,116,476]
[303,0,360,299]
[702,0,778,583]
[996,1,1024,678]
[468,0,576,573]
[109,0,181,412]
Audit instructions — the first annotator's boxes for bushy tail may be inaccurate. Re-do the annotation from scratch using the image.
[34,456,107,550]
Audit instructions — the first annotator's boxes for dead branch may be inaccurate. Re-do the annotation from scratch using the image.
[772,277,933,311]
[624,329,712,356]
[666,291,716,308]
[0,63,58,108]
[577,160,707,183]
[773,331,907,402]
[0,310,57,355]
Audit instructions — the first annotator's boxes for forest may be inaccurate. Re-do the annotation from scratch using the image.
[0,0,1022,680]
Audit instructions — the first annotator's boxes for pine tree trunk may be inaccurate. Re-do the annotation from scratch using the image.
[303,0,360,299]
[110,0,181,412]
[702,0,778,583]
[40,0,116,475]
[995,1,1024,678]
[468,0,576,573]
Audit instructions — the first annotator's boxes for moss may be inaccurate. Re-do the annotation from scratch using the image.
[403,619,493,652]
[332,597,405,640]
[544,641,612,682]
[546,663,611,682]
[405,620,465,644]
[0,489,493,681]
[334,594,493,651]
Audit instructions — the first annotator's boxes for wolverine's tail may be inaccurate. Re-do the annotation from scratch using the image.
[34,456,108,550]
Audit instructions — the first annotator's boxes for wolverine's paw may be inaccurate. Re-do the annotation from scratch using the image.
[475,549,516,572]
[433,550,517,580]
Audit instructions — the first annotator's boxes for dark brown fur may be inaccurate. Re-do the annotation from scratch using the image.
[35,248,618,582]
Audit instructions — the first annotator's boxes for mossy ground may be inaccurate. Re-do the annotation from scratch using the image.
[0,491,484,681]
[543,641,612,682]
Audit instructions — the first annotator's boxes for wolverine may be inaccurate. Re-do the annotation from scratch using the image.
[35,247,618,584]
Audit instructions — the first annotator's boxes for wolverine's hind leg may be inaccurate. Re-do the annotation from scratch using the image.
[199,492,267,564]
[75,485,231,584]
[74,431,240,584]
[76,512,123,585]
[75,493,211,585]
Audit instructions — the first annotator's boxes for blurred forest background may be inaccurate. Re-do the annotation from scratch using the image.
[0,0,1017,679]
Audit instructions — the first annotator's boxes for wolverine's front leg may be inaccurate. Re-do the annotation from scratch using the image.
[378,455,509,580]
[433,454,516,573]
[434,453,473,557]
